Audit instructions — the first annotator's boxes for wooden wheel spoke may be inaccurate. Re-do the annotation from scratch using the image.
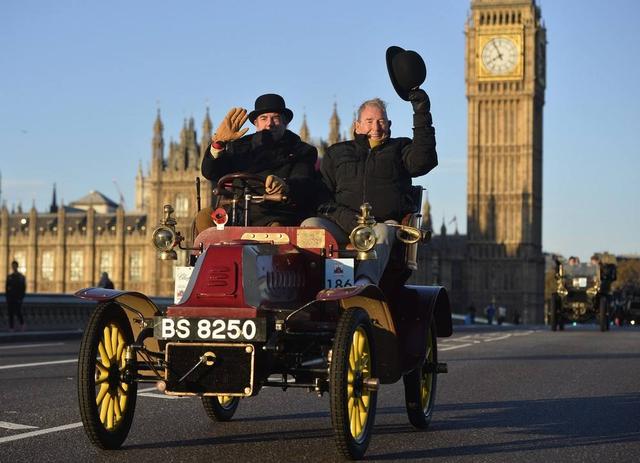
[96,383,109,405]
[113,396,122,421]
[358,398,368,427]
[110,324,119,359]
[354,402,362,437]
[119,393,128,413]
[218,395,232,407]
[99,393,111,424]
[349,342,357,371]
[98,341,111,367]
[95,363,109,384]
[116,332,126,361]
[106,395,115,429]
[103,326,114,358]
[348,397,355,421]
[350,406,358,437]
[356,331,365,365]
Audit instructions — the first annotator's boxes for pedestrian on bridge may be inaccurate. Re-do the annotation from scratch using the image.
[97,272,114,289]
[5,260,26,331]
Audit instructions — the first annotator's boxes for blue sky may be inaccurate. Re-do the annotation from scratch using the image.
[1,0,638,261]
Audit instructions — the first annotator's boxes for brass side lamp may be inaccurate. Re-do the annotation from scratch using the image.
[349,203,378,261]
[151,205,178,260]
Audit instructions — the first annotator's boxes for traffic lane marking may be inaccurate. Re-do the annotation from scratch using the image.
[447,335,483,343]
[0,386,160,445]
[0,359,77,370]
[440,343,473,351]
[0,342,65,350]
[482,333,513,342]
[439,329,536,351]
[0,421,38,430]
[0,422,83,444]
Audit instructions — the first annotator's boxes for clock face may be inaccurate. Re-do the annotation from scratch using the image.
[481,37,519,75]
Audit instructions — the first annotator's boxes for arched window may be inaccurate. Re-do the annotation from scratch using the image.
[175,194,189,218]
[70,250,84,281]
[41,250,54,281]
[129,249,142,282]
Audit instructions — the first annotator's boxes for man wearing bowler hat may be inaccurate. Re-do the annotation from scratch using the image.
[196,93,319,232]
[302,46,437,286]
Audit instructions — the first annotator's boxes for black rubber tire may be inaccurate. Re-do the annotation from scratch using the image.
[330,308,377,460]
[550,295,558,331]
[77,302,137,449]
[403,319,438,429]
[202,396,240,422]
[599,297,608,332]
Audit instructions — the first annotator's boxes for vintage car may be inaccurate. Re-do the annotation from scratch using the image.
[549,261,616,332]
[625,296,640,325]
[615,293,640,326]
[74,173,452,460]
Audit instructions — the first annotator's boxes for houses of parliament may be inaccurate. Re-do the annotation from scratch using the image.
[0,1,546,323]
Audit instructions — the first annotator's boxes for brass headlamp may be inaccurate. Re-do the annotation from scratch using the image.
[151,205,178,260]
[349,203,378,261]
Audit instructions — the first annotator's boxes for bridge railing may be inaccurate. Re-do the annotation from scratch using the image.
[0,293,173,332]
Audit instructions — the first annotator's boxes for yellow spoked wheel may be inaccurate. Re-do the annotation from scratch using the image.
[202,394,240,422]
[330,308,377,460]
[403,318,438,429]
[78,303,137,449]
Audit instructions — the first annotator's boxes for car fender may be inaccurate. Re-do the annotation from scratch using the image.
[316,285,402,384]
[405,285,453,338]
[75,288,163,354]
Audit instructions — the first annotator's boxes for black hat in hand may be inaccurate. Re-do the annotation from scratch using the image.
[386,46,427,101]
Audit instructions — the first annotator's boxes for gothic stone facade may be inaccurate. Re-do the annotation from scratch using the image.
[0,104,345,298]
[1,1,545,322]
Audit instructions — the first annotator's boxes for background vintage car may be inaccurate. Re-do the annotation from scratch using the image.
[549,262,616,331]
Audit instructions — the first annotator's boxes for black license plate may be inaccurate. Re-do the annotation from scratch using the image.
[154,317,267,342]
[165,343,254,395]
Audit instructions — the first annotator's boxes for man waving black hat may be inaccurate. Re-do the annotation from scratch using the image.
[302,46,437,287]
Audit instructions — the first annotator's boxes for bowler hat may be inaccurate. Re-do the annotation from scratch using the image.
[248,93,294,124]
[386,46,427,101]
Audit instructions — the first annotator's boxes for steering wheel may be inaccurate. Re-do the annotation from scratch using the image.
[214,172,266,199]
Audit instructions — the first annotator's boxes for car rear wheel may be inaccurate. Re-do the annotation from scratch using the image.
[202,395,240,421]
[330,308,377,460]
[78,302,137,449]
[403,319,438,429]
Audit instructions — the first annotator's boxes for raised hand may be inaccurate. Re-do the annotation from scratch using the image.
[213,107,249,143]
[407,88,430,113]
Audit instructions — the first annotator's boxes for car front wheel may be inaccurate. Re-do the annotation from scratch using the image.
[77,302,137,449]
[330,308,377,460]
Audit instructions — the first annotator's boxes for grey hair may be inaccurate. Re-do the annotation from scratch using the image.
[356,98,388,121]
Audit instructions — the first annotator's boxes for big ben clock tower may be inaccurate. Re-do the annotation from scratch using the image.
[465,0,546,323]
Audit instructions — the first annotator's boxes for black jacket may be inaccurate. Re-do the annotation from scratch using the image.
[319,117,437,233]
[201,130,319,226]
[6,271,26,303]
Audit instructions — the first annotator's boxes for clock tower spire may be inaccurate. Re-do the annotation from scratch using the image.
[465,0,546,323]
